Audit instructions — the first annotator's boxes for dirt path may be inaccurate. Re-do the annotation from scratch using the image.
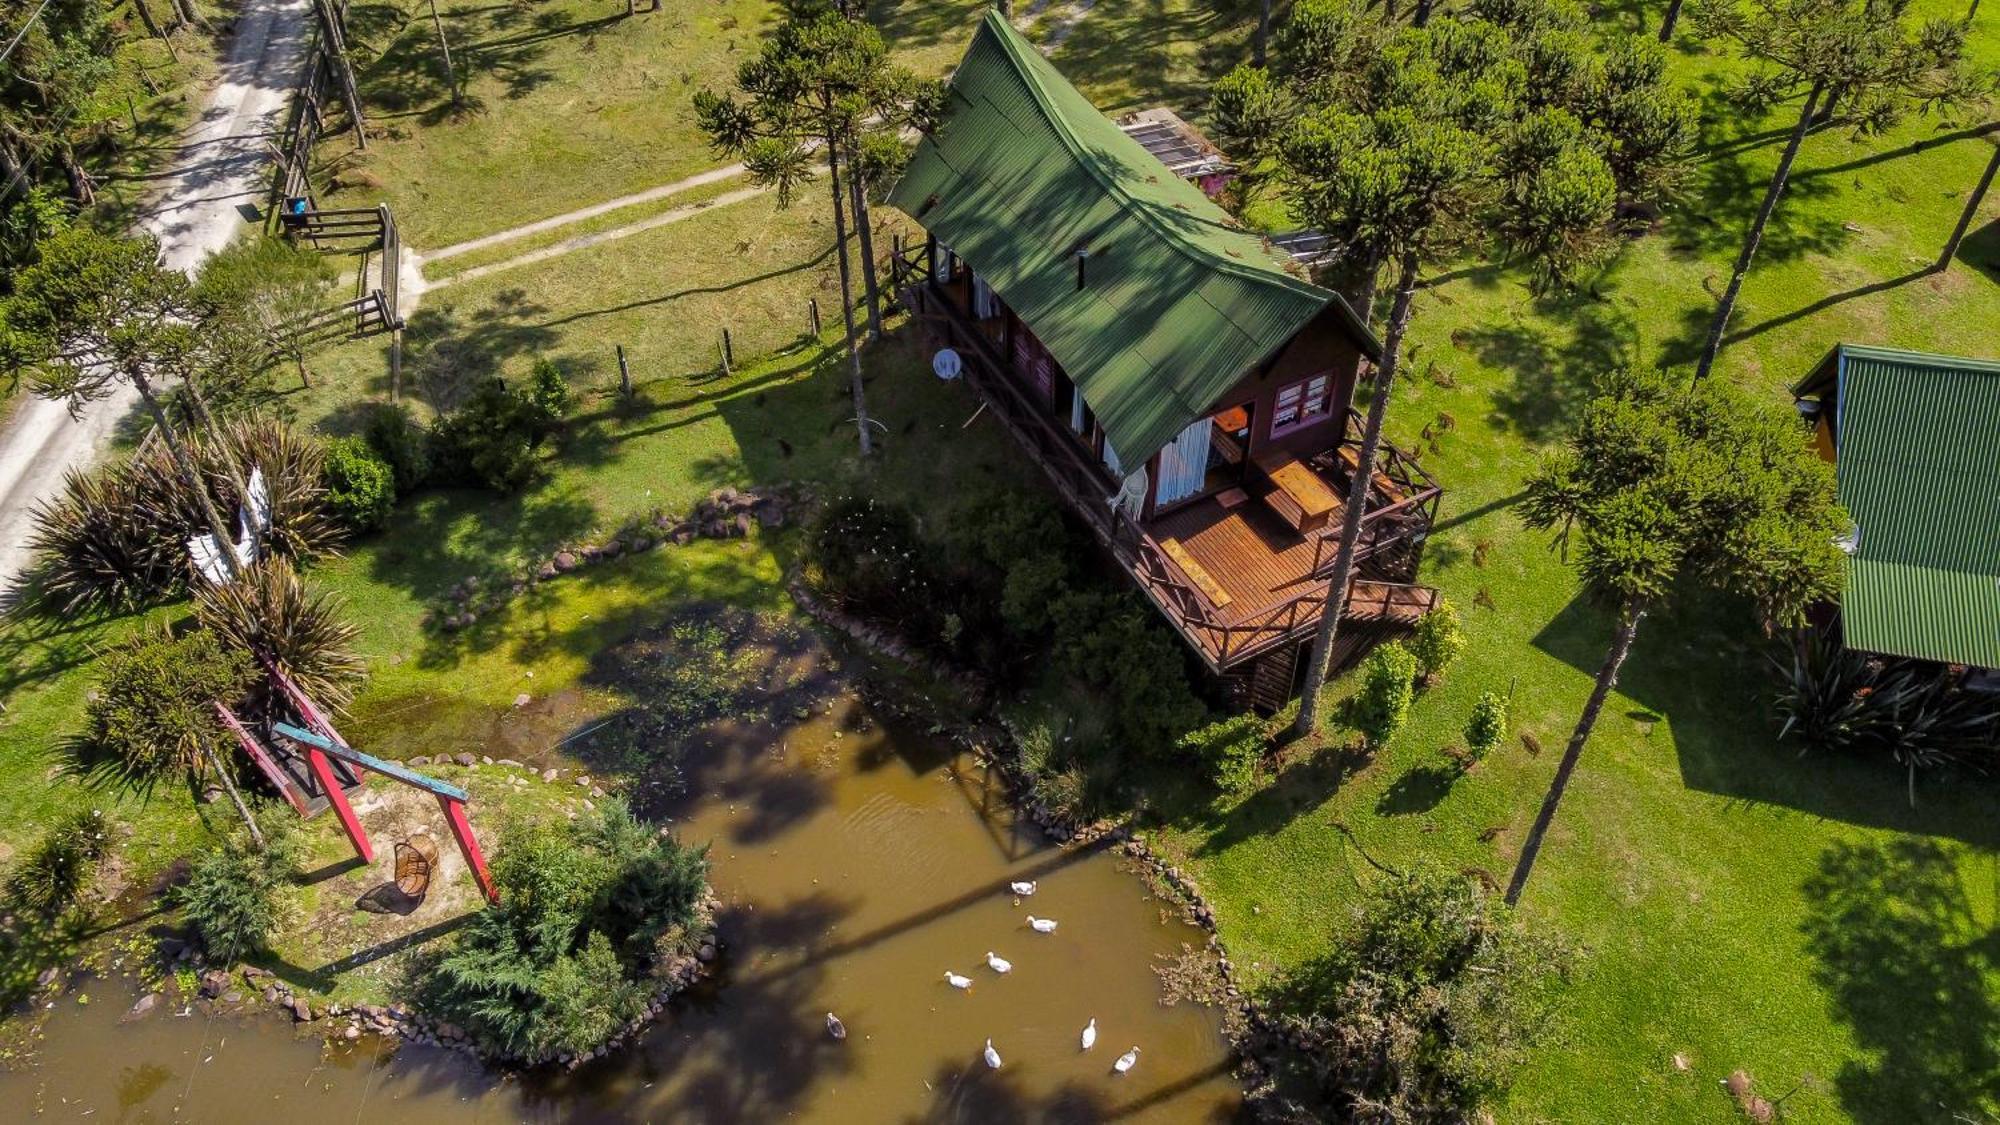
[422,163,750,265]
[0,0,311,588]
[426,185,770,290]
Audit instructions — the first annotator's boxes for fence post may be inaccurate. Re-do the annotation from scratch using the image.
[721,328,733,375]
[809,298,821,338]
[617,345,632,398]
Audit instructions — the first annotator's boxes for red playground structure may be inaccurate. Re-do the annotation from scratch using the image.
[215,667,498,904]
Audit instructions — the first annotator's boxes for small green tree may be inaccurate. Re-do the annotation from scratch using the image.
[6,809,112,915]
[320,436,397,532]
[1509,367,1846,902]
[173,818,304,960]
[194,236,337,390]
[1408,598,1466,683]
[1275,867,1572,1120]
[1464,690,1510,764]
[194,555,367,714]
[1688,0,1979,380]
[1353,643,1419,746]
[85,626,252,800]
[1176,713,1269,796]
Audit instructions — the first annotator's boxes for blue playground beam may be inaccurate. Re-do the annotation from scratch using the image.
[272,721,471,803]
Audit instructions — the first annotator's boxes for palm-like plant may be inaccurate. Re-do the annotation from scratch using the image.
[24,466,180,613]
[196,556,366,715]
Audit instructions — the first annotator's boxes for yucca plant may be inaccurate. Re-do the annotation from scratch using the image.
[196,556,366,715]
[24,466,180,613]
[6,809,114,915]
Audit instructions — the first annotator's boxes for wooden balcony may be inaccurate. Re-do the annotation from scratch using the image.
[897,262,1440,673]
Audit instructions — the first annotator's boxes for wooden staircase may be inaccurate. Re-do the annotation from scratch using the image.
[1245,643,1301,715]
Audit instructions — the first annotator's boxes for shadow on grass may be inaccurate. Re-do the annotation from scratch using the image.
[1800,837,2000,1123]
[1530,593,2000,846]
[1452,290,1637,440]
[1374,760,1459,816]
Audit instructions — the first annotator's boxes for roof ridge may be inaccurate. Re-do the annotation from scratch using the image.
[1837,342,2000,376]
[976,10,1326,303]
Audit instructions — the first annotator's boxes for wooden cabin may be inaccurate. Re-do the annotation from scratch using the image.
[1793,344,2000,680]
[887,11,1442,709]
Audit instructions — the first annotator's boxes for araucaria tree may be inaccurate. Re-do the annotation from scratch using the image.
[1688,0,1979,380]
[6,227,248,578]
[1215,0,1697,739]
[694,13,941,457]
[195,235,337,390]
[1507,366,1846,903]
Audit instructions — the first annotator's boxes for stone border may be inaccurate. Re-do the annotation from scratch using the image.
[786,578,1302,1108]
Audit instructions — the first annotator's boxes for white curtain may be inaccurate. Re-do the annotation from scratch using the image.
[1102,435,1122,476]
[1153,417,1212,507]
[972,274,999,319]
[1069,387,1087,434]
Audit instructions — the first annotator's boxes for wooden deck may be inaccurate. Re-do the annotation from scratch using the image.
[1150,496,1322,626]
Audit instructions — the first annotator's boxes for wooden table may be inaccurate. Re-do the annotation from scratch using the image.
[1335,444,1406,504]
[1254,449,1341,534]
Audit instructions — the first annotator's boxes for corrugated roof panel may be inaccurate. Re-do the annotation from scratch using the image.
[887,10,1371,469]
[1829,344,2000,667]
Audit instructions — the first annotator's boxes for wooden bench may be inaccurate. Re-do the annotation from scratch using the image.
[1253,449,1341,534]
[1335,444,1407,505]
[1160,537,1232,609]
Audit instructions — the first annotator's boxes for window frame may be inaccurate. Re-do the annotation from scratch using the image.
[1269,373,1335,437]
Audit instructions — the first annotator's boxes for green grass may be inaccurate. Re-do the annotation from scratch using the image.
[3,0,1997,1118]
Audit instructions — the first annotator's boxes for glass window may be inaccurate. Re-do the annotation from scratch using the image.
[1271,374,1333,435]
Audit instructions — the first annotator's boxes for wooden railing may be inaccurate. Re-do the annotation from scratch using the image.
[896,254,1442,671]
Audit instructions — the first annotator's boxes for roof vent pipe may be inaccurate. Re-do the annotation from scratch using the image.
[1075,248,1089,291]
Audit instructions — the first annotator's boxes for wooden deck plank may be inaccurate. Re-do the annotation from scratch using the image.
[1161,537,1233,608]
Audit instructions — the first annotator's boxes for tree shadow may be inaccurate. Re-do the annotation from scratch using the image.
[1453,292,1637,440]
[1799,837,2000,1123]
[1374,760,1458,816]
[1186,743,1368,858]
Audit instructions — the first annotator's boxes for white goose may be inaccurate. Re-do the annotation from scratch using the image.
[1009,880,1037,896]
[825,1012,847,1040]
[1027,915,1058,934]
[1113,1046,1141,1074]
[944,970,974,991]
[1080,1018,1098,1050]
[984,1038,1003,1069]
[985,950,1012,974]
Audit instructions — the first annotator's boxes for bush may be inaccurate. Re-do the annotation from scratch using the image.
[413,799,709,1060]
[1177,713,1268,796]
[7,809,113,915]
[523,356,574,439]
[1408,598,1466,683]
[85,627,252,787]
[428,365,574,494]
[1050,590,1205,752]
[321,436,397,532]
[1274,868,1573,1121]
[807,496,943,627]
[362,402,432,493]
[1353,643,1419,746]
[194,555,366,712]
[173,820,303,960]
[1465,691,1510,764]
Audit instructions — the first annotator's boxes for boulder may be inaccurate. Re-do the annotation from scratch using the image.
[541,768,559,782]
[409,755,432,767]
[454,752,477,768]
[554,551,578,572]
[124,992,161,1022]
[290,997,315,1022]
[512,693,531,709]
[199,970,230,999]
[537,562,559,580]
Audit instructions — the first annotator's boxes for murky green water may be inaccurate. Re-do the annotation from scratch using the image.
[0,696,1244,1122]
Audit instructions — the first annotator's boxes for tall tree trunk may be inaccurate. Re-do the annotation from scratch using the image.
[0,136,28,199]
[59,145,96,206]
[1345,243,1384,328]
[204,744,266,850]
[826,135,874,457]
[132,0,178,55]
[1657,0,1683,40]
[1290,250,1421,740]
[295,351,313,388]
[171,0,197,27]
[1255,0,1271,66]
[131,371,245,579]
[1935,138,2000,273]
[428,0,461,108]
[1412,0,1434,25]
[847,147,884,343]
[316,0,368,147]
[1694,81,1823,382]
[1504,598,1646,905]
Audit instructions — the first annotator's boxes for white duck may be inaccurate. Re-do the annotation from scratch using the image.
[825,1012,847,1040]
[984,1038,1003,1069]
[1027,915,1058,934]
[985,950,1012,974]
[1080,1018,1097,1050]
[1113,1046,1141,1074]
[1009,880,1037,896]
[944,970,975,991]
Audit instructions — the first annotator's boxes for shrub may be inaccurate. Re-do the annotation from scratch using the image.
[362,402,432,492]
[428,366,573,494]
[1050,590,1204,752]
[413,799,710,1060]
[173,819,304,960]
[1408,598,1466,683]
[1353,643,1419,746]
[1176,713,1268,796]
[1274,868,1573,1121]
[194,555,366,713]
[7,809,113,915]
[523,356,574,440]
[320,436,396,531]
[85,627,252,788]
[1465,691,1510,765]
[807,496,943,626]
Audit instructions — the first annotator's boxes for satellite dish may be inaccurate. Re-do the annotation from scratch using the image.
[932,348,963,381]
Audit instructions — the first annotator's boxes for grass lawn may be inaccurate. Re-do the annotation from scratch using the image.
[2,0,1996,1119]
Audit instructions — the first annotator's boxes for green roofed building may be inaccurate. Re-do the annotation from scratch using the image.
[885,10,1442,709]
[1793,344,2000,670]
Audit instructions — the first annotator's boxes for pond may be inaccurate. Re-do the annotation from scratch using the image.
[0,692,1245,1122]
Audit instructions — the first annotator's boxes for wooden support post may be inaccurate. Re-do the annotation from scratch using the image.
[314,0,368,147]
[438,795,498,902]
[809,298,821,338]
[720,329,732,377]
[617,344,632,397]
[305,745,374,863]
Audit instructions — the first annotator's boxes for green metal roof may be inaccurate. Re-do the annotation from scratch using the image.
[888,10,1377,470]
[1816,344,2000,667]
